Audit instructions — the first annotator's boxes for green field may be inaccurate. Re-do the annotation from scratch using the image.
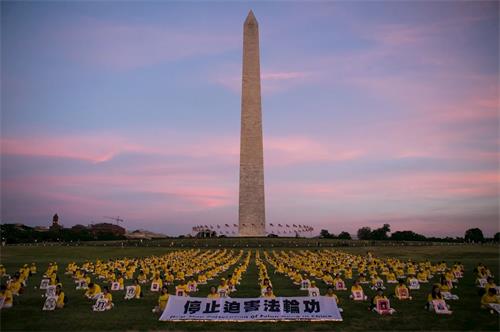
[1,243,499,331]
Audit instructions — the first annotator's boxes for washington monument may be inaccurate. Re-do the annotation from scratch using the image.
[238,10,266,237]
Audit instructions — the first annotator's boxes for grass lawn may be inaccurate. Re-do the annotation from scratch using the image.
[1,244,499,331]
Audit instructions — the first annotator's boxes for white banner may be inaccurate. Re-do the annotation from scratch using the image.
[159,296,342,322]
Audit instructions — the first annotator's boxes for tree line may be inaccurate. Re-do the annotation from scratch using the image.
[0,224,126,244]
[320,224,499,243]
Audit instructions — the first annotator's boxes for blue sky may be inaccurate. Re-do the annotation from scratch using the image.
[1,1,498,237]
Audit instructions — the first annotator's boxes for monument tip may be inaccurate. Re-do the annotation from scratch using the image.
[245,10,258,25]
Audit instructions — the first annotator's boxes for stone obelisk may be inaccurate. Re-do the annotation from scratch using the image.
[238,10,266,237]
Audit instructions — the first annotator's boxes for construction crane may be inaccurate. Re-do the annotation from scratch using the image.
[103,216,124,225]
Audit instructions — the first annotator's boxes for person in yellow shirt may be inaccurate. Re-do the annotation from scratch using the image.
[85,283,102,300]
[207,285,220,299]
[333,274,346,290]
[8,275,22,296]
[116,273,124,290]
[187,279,198,293]
[55,285,65,309]
[370,288,388,311]
[102,286,114,310]
[217,278,230,298]
[137,271,147,284]
[30,263,37,276]
[260,278,272,296]
[0,285,13,309]
[481,288,500,310]
[350,279,367,300]
[133,279,142,299]
[395,279,411,300]
[151,274,163,289]
[417,270,428,283]
[426,285,449,311]
[175,280,189,297]
[371,275,385,290]
[325,286,340,306]
[484,277,497,294]
[153,286,169,313]
[262,286,276,299]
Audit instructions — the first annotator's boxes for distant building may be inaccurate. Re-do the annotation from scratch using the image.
[71,224,88,232]
[34,226,49,232]
[49,214,63,231]
[89,223,125,236]
[125,229,167,240]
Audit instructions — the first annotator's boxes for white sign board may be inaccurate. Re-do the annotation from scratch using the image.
[151,282,160,292]
[45,285,56,298]
[40,279,50,290]
[125,286,136,299]
[432,299,452,314]
[93,298,108,311]
[43,296,57,311]
[159,296,343,321]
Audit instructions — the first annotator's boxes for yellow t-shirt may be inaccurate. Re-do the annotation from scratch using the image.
[481,293,500,307]
[8,281,21,294]
[85,284,101,297]
[351,285,363,292]
[56,292,65,307]
[104,293,113,302]
[439,284,450,292]
[135,285,142,298]
[158,293,169,310]
[207,293,220,299]
[1,290,13,306]
[325,293,339,304]
[427,293,442,302]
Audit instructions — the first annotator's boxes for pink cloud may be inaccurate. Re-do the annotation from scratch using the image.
[2,133,366,168]
[1,135,141,163]
[265,136,364,166]
[211,66,314,94]
[293,171,499,201]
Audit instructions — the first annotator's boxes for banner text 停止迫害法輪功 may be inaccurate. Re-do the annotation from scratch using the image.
[159,296,342,322]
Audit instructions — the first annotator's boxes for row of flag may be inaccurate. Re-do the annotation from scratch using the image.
[192,224,314,232]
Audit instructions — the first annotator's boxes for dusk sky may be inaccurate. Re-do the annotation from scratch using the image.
[1,1,498,237]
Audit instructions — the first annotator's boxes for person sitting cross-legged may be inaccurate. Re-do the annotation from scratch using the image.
[325,286,343,312]
[207,285,220,299]
[55,285,65,309]
[0,284,13,309]
[85,283,102,300]
[153,285,169,313]
[308,281,320,297]
[480,287,500,311]
[426,284,451,312]
[370,288,395,314]
[395,279,412,300]
[102,286,114,310]
[262,286,276,299]
[350,279,368,300]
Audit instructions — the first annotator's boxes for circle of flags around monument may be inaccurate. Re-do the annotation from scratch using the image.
[191,224,314,236]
